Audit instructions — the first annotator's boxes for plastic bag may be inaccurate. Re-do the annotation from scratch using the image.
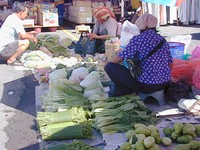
[120,20,140,47]
[74,32,91,56]
[171,58,200,84]
[192,69,200,89]
[105,38,120,58]
[170,34,192,54]
[178,98,200,112]
[191,45,200,59]
[165,80,191,103]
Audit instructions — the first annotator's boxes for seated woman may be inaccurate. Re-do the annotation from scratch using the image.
[87,6,118,55]
[104,13,173,97]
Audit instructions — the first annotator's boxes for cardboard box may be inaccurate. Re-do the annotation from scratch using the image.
[38,12,59,27]
[0,0,8,6]
[75,25,91,34]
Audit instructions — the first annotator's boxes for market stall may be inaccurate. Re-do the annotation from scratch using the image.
[1,0,199,149]
[12,26,200,149]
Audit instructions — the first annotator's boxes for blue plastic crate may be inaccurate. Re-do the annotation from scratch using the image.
[168,42,185,59]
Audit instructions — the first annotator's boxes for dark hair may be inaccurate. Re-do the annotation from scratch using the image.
[12,1,26,13]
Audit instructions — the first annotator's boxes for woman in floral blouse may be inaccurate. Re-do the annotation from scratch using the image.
[104,13,173,97]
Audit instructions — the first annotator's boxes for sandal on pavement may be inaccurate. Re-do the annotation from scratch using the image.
[7,60,23,66]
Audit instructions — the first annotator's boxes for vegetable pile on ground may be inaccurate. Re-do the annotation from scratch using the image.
[119,122,200,150]
[42,140,99,150]
[39,121,92,141]
[37,107,91,126]
[37,107,93,141]
[20,51,79,69]
[120,123,166,150]
[91,95,158,133]
[163,123,200,150]
[28,34,71,57]
[41,79,91,112]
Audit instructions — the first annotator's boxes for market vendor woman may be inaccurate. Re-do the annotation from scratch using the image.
[88,6,118,54]
[105,13,173,97]
[0,1,38,65]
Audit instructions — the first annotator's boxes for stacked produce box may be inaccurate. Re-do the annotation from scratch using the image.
[68,0,113,24]
[37,3,59,27]
[23,2,59,27]
[68,0,93,24]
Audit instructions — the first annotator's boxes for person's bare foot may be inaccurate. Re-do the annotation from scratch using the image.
[7,59,22,66]
[7,58,16,64]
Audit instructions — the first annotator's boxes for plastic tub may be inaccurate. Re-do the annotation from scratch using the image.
[168,42,185,59]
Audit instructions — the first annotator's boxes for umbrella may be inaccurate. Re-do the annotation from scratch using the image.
[140,0,185,6]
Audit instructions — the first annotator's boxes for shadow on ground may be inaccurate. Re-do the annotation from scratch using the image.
[1,73,39,116]
[191,32,200,41]
[0,69,40,150]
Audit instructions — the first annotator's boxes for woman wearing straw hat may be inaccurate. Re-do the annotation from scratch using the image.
[87,6,118,55]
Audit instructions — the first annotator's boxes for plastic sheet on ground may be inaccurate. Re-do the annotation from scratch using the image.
[103,133,127,150]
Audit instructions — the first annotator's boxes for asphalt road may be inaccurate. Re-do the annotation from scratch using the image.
[0,24,199,150]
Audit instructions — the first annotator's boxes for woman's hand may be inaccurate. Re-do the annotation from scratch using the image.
[89,33,97,40]
[104,55,123,67]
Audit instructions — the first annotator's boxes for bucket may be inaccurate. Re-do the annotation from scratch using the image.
[168,42,185,59]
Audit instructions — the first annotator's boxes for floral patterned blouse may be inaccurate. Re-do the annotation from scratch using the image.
[118,29,173,84]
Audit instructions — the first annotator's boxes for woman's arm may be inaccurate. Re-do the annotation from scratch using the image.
[105,55,123,66]
[89,33,110,40]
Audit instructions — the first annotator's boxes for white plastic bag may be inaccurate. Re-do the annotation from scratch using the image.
[170,34,192,54]
[120,20,140,47]
[178,98,200,112]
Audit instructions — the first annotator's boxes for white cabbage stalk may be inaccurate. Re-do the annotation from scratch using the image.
[80,71,101,89]
[83,88,104,98]
[48,68,67,83]
[69,67,89,83]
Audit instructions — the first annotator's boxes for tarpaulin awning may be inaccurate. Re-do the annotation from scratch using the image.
[141,0,185,6]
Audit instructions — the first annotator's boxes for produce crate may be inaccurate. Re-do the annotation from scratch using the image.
[0,0,8,6]
[38,12,59,27]
[75,25,91,34]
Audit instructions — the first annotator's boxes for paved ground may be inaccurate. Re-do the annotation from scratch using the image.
[0,23,199,150]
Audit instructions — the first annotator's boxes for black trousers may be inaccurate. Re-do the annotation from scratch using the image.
[104,62,169,96]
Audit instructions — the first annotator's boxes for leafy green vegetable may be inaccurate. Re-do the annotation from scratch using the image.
[37,107,91,127]
[40,121,93,140]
